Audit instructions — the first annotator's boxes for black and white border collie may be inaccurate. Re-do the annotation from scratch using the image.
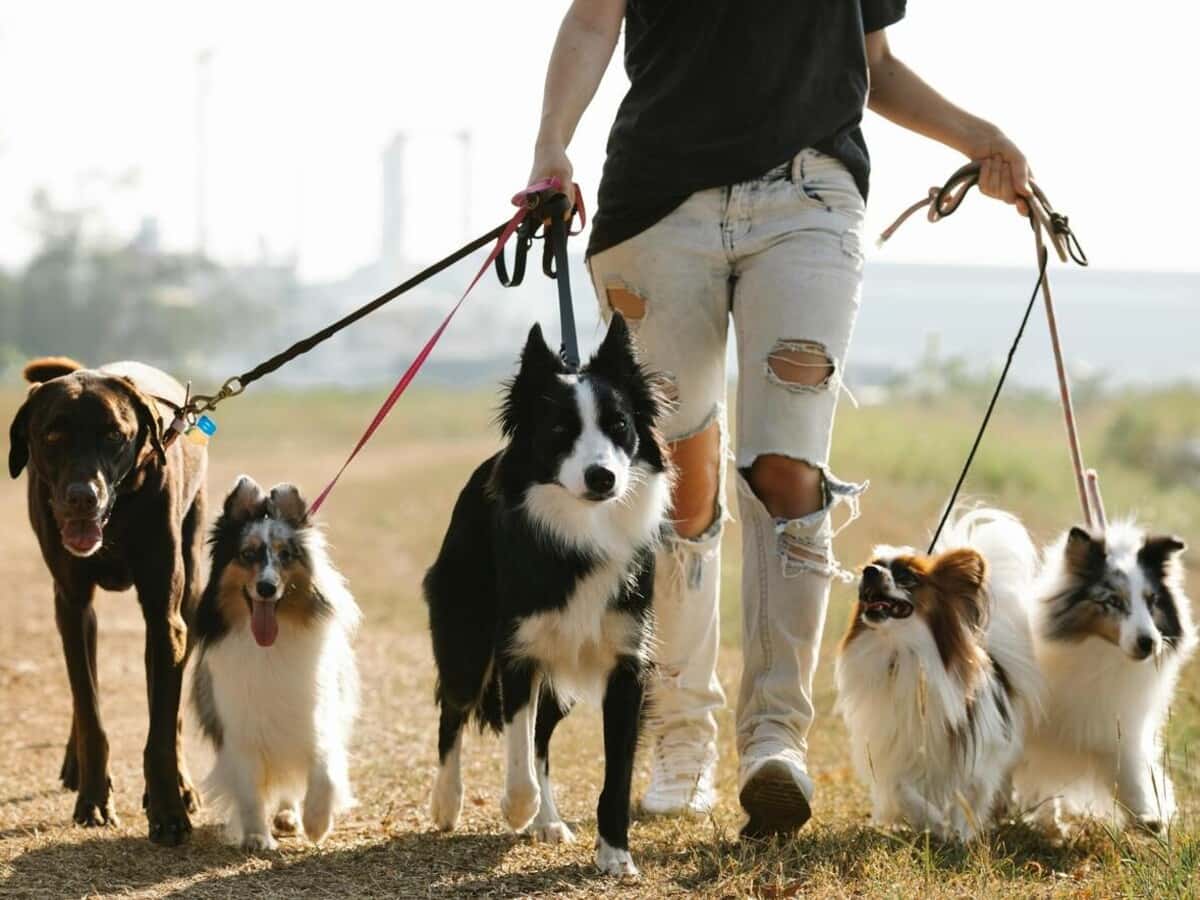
[1015,521,1195,834]
[424,315,669,876]
[192,476,360,850]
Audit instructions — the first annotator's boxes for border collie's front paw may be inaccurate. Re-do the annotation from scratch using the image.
[530,820,575,844]
[430,770,464,831]
[595,837,638,877]
[242,832,278,852]
[501,782,540,831]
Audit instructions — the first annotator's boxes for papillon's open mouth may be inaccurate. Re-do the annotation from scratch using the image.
[860,596,914,623]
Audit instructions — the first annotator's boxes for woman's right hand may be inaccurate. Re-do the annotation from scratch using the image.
[528,141,575,202]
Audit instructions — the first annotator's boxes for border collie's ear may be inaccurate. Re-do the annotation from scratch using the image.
[114,376,166,467]
[8,387,36,479]
[1138,534,1186,574]
[268,483,309,527]
[933,548,988,631]
[587,314,638,384]
[499,323,564,437]
[1064,525,1106,578]
[225,475,266,521]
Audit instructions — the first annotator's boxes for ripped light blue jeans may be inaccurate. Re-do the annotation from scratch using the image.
[588,148,867,780]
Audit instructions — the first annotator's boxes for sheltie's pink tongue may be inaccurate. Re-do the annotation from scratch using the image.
[61,519,103,555]
[251,600,278,647]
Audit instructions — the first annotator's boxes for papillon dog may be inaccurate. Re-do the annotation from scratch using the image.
[192,476,360,850]
[424,315,669,876]
[1014,521,1195,834]
[836,509,1042,840]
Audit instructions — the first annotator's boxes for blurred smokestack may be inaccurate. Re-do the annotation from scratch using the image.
[381,132,406,278]
[457,129,471,241]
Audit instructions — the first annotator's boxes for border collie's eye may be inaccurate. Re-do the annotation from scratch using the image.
[610,419,629,438]
[550,423,570,437]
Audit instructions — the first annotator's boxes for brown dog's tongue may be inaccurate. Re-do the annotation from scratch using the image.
[62,519,103,554]
[251,600,278,647]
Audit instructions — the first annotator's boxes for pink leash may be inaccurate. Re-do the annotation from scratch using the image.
[308,179,584,515]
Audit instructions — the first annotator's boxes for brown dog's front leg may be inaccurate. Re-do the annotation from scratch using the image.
[137,558,193,846]
[54,585,118,827]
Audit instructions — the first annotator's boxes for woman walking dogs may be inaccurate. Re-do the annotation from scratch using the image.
[528,0,1032,836]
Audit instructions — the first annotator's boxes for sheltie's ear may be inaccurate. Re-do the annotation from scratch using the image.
[268,483,309,527]
[1137,534,1186,576]
[1064,525,1107,580]
[932,548,988,633]
[499,323,565,438]
[225,474,267,521]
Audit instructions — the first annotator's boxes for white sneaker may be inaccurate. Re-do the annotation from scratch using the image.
[738,747,813,838]
[640,732,717,816]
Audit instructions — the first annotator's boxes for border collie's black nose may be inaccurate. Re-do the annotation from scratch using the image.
[585,465,616,495]
[1135,634,1156,658]
[256,580,278,599]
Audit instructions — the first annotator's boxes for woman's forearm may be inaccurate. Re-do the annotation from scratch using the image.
[865,33,994,156]
[535,0,625,151]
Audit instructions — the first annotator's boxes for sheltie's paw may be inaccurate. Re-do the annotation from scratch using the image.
[529,820,575,844]
[242,832,277,852]
[595,836,638,877]
[273,807,301,835]
[430,769,463,831]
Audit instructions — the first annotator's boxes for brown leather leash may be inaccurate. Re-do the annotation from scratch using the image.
[878,162,1104,550]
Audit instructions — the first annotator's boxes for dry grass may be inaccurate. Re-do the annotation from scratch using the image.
[0,385,1197,899]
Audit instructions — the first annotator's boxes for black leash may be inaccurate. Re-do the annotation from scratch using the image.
[494,191,581,370]
[885,162,1089,553]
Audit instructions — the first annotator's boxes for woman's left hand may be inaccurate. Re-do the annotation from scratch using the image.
[967,127,1031,216]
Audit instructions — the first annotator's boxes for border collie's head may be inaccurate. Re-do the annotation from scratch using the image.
[844,545,990,680]
[208,475,327,647]
[498,315,664,504]
[1042,523,1192,660]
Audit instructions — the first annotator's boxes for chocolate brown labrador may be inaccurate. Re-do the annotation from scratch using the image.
[8,357,207,845]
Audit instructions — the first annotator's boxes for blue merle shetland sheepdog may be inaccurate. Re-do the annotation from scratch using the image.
[424,314,670,877]
[191,476,360,851]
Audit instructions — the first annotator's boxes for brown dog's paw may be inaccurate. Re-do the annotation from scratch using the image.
[73,794,118,828]
[147,806,193,846]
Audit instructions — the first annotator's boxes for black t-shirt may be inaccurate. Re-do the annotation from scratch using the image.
[587,0,907,257]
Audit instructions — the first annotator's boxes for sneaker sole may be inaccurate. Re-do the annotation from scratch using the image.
[738,760,812,840]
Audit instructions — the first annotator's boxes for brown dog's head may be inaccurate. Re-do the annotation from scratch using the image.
[9,358,166,557]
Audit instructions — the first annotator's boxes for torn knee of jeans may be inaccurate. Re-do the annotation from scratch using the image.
[605,283,646,325]
[765,340,835,393]
[772,468,869,582]
[668,411,724,541]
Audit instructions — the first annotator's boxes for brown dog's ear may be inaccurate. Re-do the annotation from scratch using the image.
[933,548,989,632]
[225,475,266,521]
[267,483,309,527]
[8,387,36,478]
[114,377,166,467]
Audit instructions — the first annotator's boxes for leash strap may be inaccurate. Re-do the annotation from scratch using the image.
[307,200,535,516]
[307,179,586,515]
[878,163,1095,549]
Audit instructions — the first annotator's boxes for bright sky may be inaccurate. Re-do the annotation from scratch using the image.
[1,2,1196,281]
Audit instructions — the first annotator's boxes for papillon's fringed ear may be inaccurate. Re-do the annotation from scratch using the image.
[499,323,564,438]
[933,548,988,632]
[225,474,267,521]
[268,483,309,527]
[1064,525,1107,579]
[1138,534,1187,575]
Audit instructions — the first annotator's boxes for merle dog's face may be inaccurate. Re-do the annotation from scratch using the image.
[8,372,164,557]
[499,315,663,503]
[1047,526,1188,660]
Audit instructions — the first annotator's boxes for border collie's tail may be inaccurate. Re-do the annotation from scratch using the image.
[24,357,84,383]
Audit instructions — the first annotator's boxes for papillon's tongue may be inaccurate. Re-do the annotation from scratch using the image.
[61,519,103,554]
[251,600,278,647]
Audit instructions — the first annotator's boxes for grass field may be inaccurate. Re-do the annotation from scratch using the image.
[0,382,1197,898]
